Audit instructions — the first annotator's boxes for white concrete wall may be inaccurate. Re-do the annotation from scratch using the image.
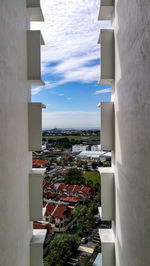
[114,1,150,265]
[0,1,32,266]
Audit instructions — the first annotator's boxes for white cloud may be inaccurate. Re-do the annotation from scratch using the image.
[94,88,111,94]
[42,110,100,129]
[32,86,43,95]
[31,0,110,94]
[31,80,64,95]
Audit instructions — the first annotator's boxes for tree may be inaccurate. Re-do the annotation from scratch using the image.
[87,179,93,187]
[56,137,72,149]
[44,235,77,266]
[74,200,98,234]
[74,205,89,233]
[92,161,98,170]
[94,242,101,253]
[80,255,93,266]
[84,164,89,171]
[64,168,85,185]
[94,182,101,193]
[94,193,101,205]
[98,160,103,167]
[103,161,111,167]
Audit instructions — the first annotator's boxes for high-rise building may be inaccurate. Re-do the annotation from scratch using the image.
[0,1,46,266]
[98,1,150,266]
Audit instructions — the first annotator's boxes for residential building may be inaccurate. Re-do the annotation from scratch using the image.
[32,159,49,168]
[72,144,89,153]
[91,145,101,151]
[43,182,94,200]
[98,1,150,266]
[44,203,74,231]
[0,1,46,266]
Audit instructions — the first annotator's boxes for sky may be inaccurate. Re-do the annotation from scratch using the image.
[31,0,111,129]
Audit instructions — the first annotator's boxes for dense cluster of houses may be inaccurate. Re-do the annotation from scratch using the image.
[41,182,95,232]
[43,182,95,204]
[32,159,96,236]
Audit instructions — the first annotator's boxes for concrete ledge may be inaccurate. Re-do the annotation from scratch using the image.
[30,168,46,176]
[98,0,114,21]
[98,167,114,174]
[98,167,115,220]
[30,229,46,266]
[98,79,114,85]
[98,102,114,151]
[98,29,115,85]
[27,0,44,21]
[31,229,47,245]
[27,31,45,85]
[29,80,45,86]
[98,206,102,219]
[42,103,46,109]
[99,228,114,243]
[28,103,43,151]
[29,168,45,221]
[99,229,115,266]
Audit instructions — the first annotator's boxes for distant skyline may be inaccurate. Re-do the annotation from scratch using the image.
[31,0,111,129]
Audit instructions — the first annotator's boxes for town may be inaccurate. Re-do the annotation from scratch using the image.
[32,129,111,266]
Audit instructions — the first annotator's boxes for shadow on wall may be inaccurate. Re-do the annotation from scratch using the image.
[114,0,150,265]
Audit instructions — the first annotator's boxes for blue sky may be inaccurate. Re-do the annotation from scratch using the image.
[31,0,111,129]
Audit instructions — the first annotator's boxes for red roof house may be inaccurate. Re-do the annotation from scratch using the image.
[32,159,48,168]
[44,204,73,228]
[33,222,52,236]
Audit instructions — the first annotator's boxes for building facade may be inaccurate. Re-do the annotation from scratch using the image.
[0,1,46,266]
[98,1,150,266]
[72,144,89,153]
[91,145,101,151]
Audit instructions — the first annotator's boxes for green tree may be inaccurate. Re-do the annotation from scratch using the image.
[94,182,100,191]
[56,137,72,149]
[98,160,103,167]
[94,242,101,253]
[92,161,98,170]
[64,168,85,185]
[103,161,111,167]
[87,179,93,187]
[80,255,93,266]
[74,205,89,233]
[44,235,77,266]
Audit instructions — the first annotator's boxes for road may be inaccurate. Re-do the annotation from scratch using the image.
[66,229,100,265]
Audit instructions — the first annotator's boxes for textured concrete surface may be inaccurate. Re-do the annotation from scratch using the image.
[0,1,32,265]
[114,0,150,265]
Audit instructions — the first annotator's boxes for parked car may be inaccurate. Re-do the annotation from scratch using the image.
[81,237,88,244]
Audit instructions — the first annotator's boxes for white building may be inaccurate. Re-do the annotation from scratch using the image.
[0,1,46,266]
[98,1,150,266]
[91,145,101,151]
[72,144,89,153]
[42,144,47,150]
[78,151,111,162]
